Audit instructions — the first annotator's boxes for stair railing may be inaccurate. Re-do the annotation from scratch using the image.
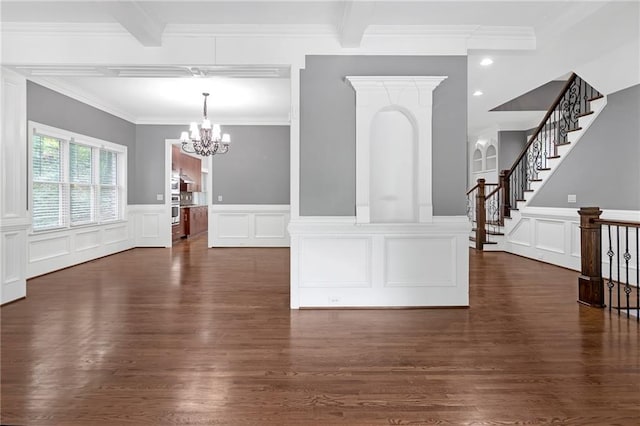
[503,73,602,217]
[578,207,639,322]
[467,178,498,249]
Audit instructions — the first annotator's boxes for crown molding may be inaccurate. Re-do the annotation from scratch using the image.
[164,23,338,38]
[2,22,535,49]
[1,22,129,36]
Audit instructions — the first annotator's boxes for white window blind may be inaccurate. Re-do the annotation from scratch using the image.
[69,142,94,225]
[30,123,127,232]
[32,134,65,230]
[99,149,118,222]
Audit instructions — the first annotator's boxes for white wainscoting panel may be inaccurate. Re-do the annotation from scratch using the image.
[300,238,370,287]
[505,207,639,272]
[385,237,455,287]
[27,217,134,278]
[289,217,470,308]
[129,204,170,247]
[535,219,565,254]
[210,205,290,247]
[1,224,28,304]
[509,217,532,247]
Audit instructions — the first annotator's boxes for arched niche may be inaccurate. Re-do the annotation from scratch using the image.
[370,108,417,223]
[346,76,447,223]
[472,148,483,172]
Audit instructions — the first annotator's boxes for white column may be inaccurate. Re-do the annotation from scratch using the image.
[1,68,28,304]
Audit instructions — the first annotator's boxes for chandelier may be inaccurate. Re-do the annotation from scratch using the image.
[179,92,231,156]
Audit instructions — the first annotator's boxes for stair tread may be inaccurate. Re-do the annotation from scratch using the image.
[546,155,560,159]
[588,94,604,102]
[577,110,594,118]
[567,127,583,133]
[556,142,571,146]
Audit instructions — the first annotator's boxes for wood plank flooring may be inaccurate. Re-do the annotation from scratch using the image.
[2,235,639,425]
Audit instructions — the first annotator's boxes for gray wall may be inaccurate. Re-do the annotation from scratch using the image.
[498,130,527,172]
[26,81,137,203]
[212,125,290,204]
[133,125,184,204]
[300,55,467,216]
[530,84,640,210]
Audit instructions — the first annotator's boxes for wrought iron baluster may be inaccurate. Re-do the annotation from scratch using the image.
[617,225,621,311]
[623,227,631,317]
[607,224,614,311]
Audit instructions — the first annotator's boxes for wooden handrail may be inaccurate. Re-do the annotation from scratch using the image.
[486,185,501,199]
[466,183,480,195]
[506,73,578,178]
[593,219,640,228]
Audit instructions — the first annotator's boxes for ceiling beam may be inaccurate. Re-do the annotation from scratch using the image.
[339,1,375,48]
[106,1,166,47]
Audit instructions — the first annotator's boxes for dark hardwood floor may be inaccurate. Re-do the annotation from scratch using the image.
[2,235,639,425]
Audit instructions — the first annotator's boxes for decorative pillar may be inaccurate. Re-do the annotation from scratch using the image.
[578,207,604,307]
[475,178,486,250]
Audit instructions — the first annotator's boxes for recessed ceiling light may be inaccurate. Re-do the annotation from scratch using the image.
[480,58,493,66]
[473,90,483,96]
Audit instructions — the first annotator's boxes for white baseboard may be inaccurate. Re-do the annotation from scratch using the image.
[209,204,290,247]
[288,216,470,309]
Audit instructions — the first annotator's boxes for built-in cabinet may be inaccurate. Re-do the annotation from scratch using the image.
[183,206,208,237]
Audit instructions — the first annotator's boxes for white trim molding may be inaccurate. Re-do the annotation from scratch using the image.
[209,205,290,247]
[1,68,28,304]
[288,216,470,309]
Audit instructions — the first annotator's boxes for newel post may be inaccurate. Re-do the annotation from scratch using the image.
[499,170,510,219]
[578,207,604,307]
[475,178,486,250]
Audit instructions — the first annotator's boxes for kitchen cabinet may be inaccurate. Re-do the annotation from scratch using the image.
[182,206,208,237]
[178,154,202,192]
[171,145,181,172]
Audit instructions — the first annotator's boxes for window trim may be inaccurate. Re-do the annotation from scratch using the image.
[28,121,128,234]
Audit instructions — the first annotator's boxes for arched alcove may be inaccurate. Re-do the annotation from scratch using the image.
[370,109,417,222]
[485,145,497,170]
[345,75,447,223]
[472,148,483,172]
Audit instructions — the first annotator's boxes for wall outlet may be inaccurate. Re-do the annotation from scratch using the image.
[328,296,341,304]
[156,194,163,201]
[217,195,223,202]
[567,194,577,203]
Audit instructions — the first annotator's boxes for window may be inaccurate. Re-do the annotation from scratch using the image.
[30,123,127,232]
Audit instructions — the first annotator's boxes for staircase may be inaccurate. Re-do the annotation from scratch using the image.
[468,73,607,250]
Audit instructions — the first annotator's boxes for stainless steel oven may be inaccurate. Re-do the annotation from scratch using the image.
[171,194,180,224]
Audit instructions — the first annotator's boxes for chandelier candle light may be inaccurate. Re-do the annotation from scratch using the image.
[180,92,231,156]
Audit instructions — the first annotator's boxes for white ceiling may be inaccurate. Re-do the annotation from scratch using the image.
[2,1,638,135]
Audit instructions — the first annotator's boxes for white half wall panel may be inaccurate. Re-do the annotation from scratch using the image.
[289,217,470,308]
[1,68,28,304]
[129,204,171,247]
[210,205,290,247]
[27,219,134,278]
